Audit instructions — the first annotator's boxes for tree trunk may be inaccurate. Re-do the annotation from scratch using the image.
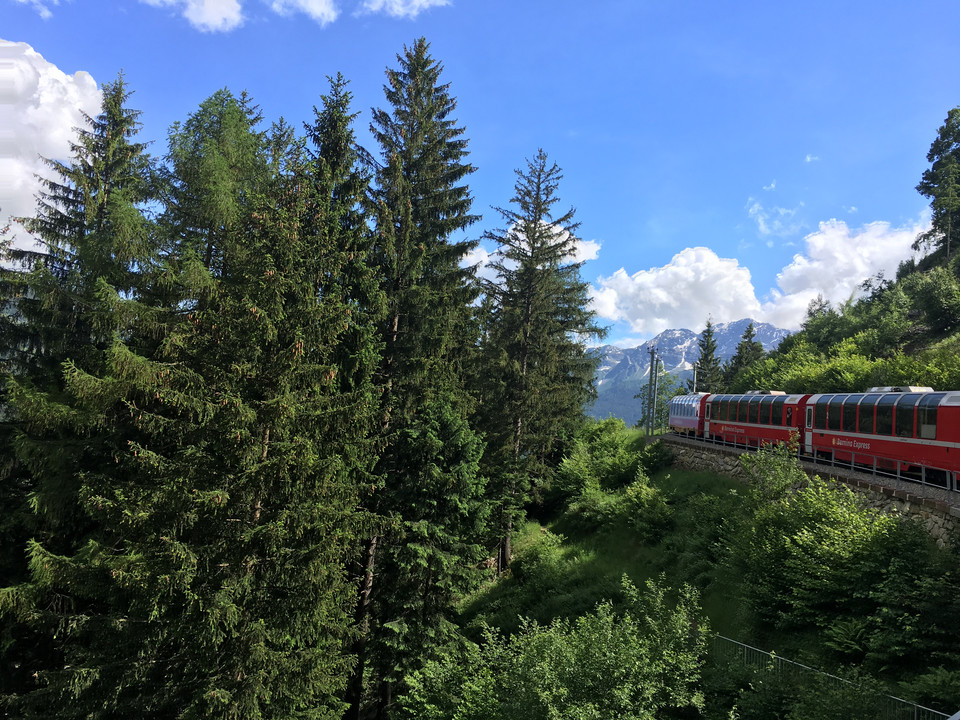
[344,533,378,720]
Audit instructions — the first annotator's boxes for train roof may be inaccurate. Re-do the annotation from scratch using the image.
[806,390,960,406]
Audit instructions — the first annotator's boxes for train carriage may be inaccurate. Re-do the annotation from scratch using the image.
[703,391,809,448]
[668,393,708,435]
[803,387,960,489]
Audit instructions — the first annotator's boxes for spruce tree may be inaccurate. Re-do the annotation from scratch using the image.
[688,319,724,393]
[3,87,381,719]
[916,108,960,261]
[0,74,156,703]
[723,322,766,390]
[478,149,605,570]
[348,38,489,719]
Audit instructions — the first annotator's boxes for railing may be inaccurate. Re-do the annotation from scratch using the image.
[697,430,960,494]
[712,635,952,720]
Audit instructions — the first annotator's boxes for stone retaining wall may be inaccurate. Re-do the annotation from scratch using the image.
[665,436,960,548]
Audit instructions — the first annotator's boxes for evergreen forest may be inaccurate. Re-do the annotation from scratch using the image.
[3,37,960,720]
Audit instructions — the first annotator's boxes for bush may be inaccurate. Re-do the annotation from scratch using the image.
[551,418,640,506]
[622,469,673,541]
[399,577,709,720]
[565,479,625,533]
[637,439,673,476]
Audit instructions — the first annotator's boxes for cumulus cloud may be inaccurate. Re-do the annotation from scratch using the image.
[746,198,804,237]
[0,40,101,239]
[591,247,762,335]
[141,0,245,32]
[592,218,926,336]
[574,237,601,263]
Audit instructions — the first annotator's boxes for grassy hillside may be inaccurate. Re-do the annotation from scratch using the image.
[455,422,960,718]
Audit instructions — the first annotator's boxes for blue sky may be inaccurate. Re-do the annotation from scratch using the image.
[3,0,959,345]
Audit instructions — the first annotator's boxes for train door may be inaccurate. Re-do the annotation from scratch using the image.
[804,406,813,455]
[704,399,711,437]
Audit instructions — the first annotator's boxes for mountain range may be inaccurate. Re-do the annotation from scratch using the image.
[588,318,792,425]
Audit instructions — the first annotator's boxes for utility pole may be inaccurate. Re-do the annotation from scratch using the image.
[646,346,658,436]
[652,356,661,434]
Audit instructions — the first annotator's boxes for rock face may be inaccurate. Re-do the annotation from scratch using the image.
[665,436,960,548]
[589,318,792,425]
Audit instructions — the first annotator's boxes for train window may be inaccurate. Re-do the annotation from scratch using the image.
[895,394,922,438]
[828,395,847,430]
[760,396,775,424]
[918,393,945,440]
[876,395,896,436]
[814,397,829,429]
[719,399,729,421]
[842,397,859,433]
[733,398,743,421]
[772,397,786,426]
[858,394,881,433]
[748,397,760,424]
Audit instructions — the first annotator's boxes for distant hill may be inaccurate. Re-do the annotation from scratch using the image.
[588,318,792,425]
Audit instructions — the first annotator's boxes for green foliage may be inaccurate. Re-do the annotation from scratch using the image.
[2,82,382,720]
[637,439,674,476]
[351,37,492,716]
[723,322,766,390]
[725,665,894,720]
[688,320,724,393]
[916,107,960,261]
[476,149,605,570]
[399,577,709,720]
[636,367,684,431]
[910,265,960,333]
[906,666,960,712]
[554,417,641,499]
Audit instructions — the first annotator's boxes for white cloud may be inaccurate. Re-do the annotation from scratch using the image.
[136,0,445,29]
[763,218,924,324]
[0,40,101,240]
[592,218,926,336]
[763,180,776,191]
[746,198,804,236]
[591,247,762,335]
[466,228,600,287]
[359,0,450,17]
[462,245,499,284]
[271,0,338,25]
[141,0,244,32]
[805,153,820,163]
[13,0,58,19]
[575,237,601,263]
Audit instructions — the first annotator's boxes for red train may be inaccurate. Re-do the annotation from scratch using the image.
[668,387,960,491]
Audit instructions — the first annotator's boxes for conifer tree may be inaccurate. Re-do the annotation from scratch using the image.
[3,87,381,719]
[688,319,724,393]
[478,149,605,571]
[348,38,489,718]
[0,74,155,701]
[916,108,960,261]
[723,322,766,390]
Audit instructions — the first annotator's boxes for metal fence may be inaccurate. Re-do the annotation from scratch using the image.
[712,635,951,720]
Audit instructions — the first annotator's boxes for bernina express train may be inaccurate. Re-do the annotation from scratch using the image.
[668,387,960,490]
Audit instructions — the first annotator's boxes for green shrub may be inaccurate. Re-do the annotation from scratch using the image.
[637,439,673,476]
[565,479,624,532]
[622,469,673,541]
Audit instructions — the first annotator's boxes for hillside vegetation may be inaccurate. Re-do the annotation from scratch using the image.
[446,420,960,719]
